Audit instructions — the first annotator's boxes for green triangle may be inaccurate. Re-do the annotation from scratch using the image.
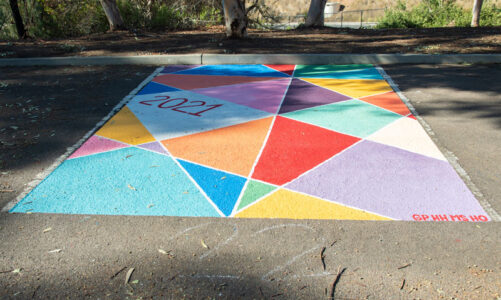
[237,180,276,211]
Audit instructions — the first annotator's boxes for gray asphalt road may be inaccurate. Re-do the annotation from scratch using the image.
[0,64,500,299]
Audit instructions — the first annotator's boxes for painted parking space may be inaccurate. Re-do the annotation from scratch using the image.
[9,64,491,221]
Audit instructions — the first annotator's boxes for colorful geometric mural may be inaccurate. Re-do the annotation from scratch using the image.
[10,64,491,221]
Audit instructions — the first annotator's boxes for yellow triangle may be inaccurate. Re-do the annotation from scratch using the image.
[235,189,390,220]
[301,78,393,99]
[96,106,155,145]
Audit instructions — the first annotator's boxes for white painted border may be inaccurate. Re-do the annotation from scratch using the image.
[2,67,164,212]
[376,66,501,222]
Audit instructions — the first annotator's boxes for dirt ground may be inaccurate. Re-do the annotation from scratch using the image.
[1,26,500,58]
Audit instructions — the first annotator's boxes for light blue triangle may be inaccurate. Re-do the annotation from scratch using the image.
[11,148,220,217]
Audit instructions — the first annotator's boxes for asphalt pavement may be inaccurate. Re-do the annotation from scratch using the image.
[0,63,499,299]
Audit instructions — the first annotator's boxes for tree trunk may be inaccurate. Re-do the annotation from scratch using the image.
[9,0,27,39]
[471,0,483,27]
[222,0,247,38]
[100,0,125,31]
[305,0,327,27]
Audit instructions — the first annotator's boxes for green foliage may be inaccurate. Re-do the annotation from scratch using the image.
[0,2,17,39]
[377,0,501,28]
[1,0,222,40]
[117,0,222,31]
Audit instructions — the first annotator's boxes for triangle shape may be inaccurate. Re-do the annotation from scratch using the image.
[69,135,128,159]
[176,64,290,77]
[278,78,351,114]
[408,114,417,120]
[12,147,221,217]
[294,64,373,77]
[137,81,180,96]
[301,78,393,99]
[265,64,295,76]
[160,65,202,74]
[128,90,271,141]
[235,189,391,220]
[294,64,382,79]
[95,106,156,145]
[285,140,488,220]
[251,116,360,186]
[282,99,403,138]
[367,117,446,161]
[152,74,281,90]
[138,141,169,155]
[163,117,273,177]
[191,79,291,114]
[359,92,411,116]
[236,180,276,211]
[178,160,247,216]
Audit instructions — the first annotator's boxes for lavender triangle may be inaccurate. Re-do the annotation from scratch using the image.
[138,141,169,155]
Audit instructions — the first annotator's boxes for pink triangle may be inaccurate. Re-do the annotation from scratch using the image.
[138,141,169,155]
[191,78,291,114]
[69,135,128,159]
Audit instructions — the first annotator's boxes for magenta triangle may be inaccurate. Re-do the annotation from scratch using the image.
[190,78,291,114]
[279,78,352,114]
[138,141,169,155]
[69,135,128,159]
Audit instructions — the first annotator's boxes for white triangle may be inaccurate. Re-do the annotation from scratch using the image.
[367,117,446,161]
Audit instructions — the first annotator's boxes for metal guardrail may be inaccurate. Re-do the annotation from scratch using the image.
[278,8,386,29]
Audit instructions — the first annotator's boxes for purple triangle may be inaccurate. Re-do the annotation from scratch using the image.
[285,140,489,220]
[278,78,351,114]
[138,141,169,155]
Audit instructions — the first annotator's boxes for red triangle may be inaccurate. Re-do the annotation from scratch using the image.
[153,74,280,90]
[251,116,360,186]
[265,65,295,76]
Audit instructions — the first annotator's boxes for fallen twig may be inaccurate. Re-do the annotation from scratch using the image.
[398,263,412,270]
[320,247,327,270]
[0,190,14,193]
[32,285,40,298]
[329,267,347,299]
[125,267,135,285]
[400,279,406,290]
[110,266,127,279]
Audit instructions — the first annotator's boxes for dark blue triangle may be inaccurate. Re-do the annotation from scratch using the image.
[178,160,246,216]
[176,64,290,78]
[137,82,180,95]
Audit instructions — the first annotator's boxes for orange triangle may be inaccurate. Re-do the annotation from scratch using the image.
[153,74,281,90]
[162,117,273,177]
[359,92,411,116]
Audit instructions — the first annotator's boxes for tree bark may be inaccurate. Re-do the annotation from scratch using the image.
[100,0,125,31]
[9,0,27,39]
[222,0,247,38]
[471,0,483,27]
[305,0,327,27]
